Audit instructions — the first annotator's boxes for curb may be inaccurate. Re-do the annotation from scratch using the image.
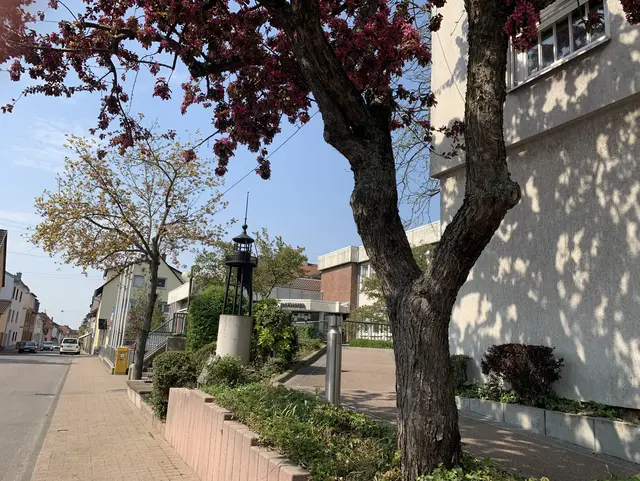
[271,346,326,385]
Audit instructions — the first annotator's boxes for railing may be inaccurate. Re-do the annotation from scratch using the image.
[142,312,189,364]
[343,320,392,342]
[101,344,117,366]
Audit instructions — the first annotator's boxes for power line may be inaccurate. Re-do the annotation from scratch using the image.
[8,251,59,259]
[220,110,319,197]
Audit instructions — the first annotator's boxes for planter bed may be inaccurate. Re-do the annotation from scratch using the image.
[456,395,640,464]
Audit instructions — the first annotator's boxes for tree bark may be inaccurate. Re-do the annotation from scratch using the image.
[132,255,160,380]
[263,0,521,478]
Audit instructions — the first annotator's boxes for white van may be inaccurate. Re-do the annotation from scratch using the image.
[60,338,80,355]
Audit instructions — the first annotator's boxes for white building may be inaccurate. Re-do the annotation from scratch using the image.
[0,272,38,348]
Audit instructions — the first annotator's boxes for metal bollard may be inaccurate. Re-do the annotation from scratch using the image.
[325,316,342,405]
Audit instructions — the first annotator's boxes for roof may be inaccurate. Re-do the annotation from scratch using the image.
[284,278,321,292]
[0,300,11,315]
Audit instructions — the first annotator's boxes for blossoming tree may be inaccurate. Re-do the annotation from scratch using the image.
[2,0,639,477]
[31,136,227,380]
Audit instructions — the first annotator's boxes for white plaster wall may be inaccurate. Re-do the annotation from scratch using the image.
[442,97,640,409]
[430,0,640,177]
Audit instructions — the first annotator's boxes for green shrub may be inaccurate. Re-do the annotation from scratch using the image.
[194,341,217,372]
[349,338,393,349]
[252,301,299,364]
[149,351,198,418]
[295,324,324,356]
[256,356,288,380]
[203,383,397,481]
[481,343,563,407]
[417,456,547,481]
[186,285,226,351]
[450,355,470,389]
[203,356,252,387]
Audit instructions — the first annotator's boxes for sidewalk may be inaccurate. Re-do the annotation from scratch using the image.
[29,356,199,481]
[286,347,640,481]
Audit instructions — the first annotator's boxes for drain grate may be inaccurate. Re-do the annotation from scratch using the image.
[35,393,55,396]
[107,388,126,393]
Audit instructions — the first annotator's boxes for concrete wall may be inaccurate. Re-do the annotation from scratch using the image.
[443,97,640,409]
[431,0,640,177]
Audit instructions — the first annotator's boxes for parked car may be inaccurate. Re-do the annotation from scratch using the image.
[60,337,80,355]
[41,341,54,351]
[53,344,60,350]
[17,341,37,353]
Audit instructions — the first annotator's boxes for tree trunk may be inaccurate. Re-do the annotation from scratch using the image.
[267,0,520,478]
[132,255,160,380]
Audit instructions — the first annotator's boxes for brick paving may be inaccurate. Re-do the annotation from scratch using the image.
[29,356,199,481]
[286,347,640,481]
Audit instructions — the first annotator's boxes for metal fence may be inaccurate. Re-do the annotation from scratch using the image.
[343,320,392,342]
[101,344,117,366]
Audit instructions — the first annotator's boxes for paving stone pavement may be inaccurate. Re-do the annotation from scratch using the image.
[29,356,199,481]
[286,347,640,481]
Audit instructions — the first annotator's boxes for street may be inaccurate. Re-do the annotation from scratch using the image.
[0,351,71,481]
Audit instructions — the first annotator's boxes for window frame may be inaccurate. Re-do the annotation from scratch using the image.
[507,0,611,91]
[133,275,145,288]
[157,277,167,289]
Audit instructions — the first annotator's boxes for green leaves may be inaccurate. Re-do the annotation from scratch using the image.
[186,285,227,351]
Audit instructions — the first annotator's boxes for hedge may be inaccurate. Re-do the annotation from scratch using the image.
[186,285,226,351]
[148,351,198,418]
[349,338,393,349]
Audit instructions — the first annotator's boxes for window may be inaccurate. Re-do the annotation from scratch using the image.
[157,278,167,289]
[12,287,16,299]
[19,291,22,302]
[133,275,145,287]
[129,299,137,308]
[161,302,170,314]
[508,0,609,88]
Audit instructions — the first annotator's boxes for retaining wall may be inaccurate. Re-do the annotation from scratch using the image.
[165,388,311,481]
[457,396,640,464]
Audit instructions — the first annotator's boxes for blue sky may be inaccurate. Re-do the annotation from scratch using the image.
[0,7,439,328]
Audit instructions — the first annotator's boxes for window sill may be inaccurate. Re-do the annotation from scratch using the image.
[507,35,610,93]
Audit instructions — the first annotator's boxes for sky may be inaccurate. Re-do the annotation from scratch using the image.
[0,3,440,329]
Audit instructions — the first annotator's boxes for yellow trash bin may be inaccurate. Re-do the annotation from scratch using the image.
[114,346,129,375]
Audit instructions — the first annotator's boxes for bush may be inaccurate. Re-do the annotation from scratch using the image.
[252,300,299,364]
[194,341,217,372]
[295,324,324,356]
[149,351,198,418]
[186,285,226,351]
[416,456,547,481]
[481,344,563,407]
[450,355,470,389]
[256,356,288,380]
[349,338,393,349]
[203,356,252,387]
[203,383,397,480]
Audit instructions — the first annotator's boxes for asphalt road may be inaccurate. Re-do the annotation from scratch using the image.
[0,351,71,481]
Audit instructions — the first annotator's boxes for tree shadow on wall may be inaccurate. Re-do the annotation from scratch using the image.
[438,6,640,410]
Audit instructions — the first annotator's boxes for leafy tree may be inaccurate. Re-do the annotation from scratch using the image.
[253,228,307,298]
[124,282,166,341]
[194,228,307,298]
[192,242,235,291]
[186,285,226,351]
[349,244,433,324]
[3,0,639,477]
[252,298,299,364]
[29,136,226,380]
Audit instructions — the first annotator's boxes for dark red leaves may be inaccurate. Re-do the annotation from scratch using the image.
[153,77,171,100]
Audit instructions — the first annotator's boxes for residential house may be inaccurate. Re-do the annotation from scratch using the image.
[1,272,38,348]
[91,259,185,363]
[34,312,50,347]
[0,230,6,289]
[0,300,11,348]
[431,0,640,408]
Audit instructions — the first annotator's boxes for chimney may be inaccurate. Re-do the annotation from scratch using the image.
[15,272,22,280]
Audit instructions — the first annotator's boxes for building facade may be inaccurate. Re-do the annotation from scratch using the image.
[0,272,39,348]
[94,260,185,353]
[318,222,441,309]
[432,0,640,408]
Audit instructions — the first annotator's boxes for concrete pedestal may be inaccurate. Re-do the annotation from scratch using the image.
[216,314,253,365]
